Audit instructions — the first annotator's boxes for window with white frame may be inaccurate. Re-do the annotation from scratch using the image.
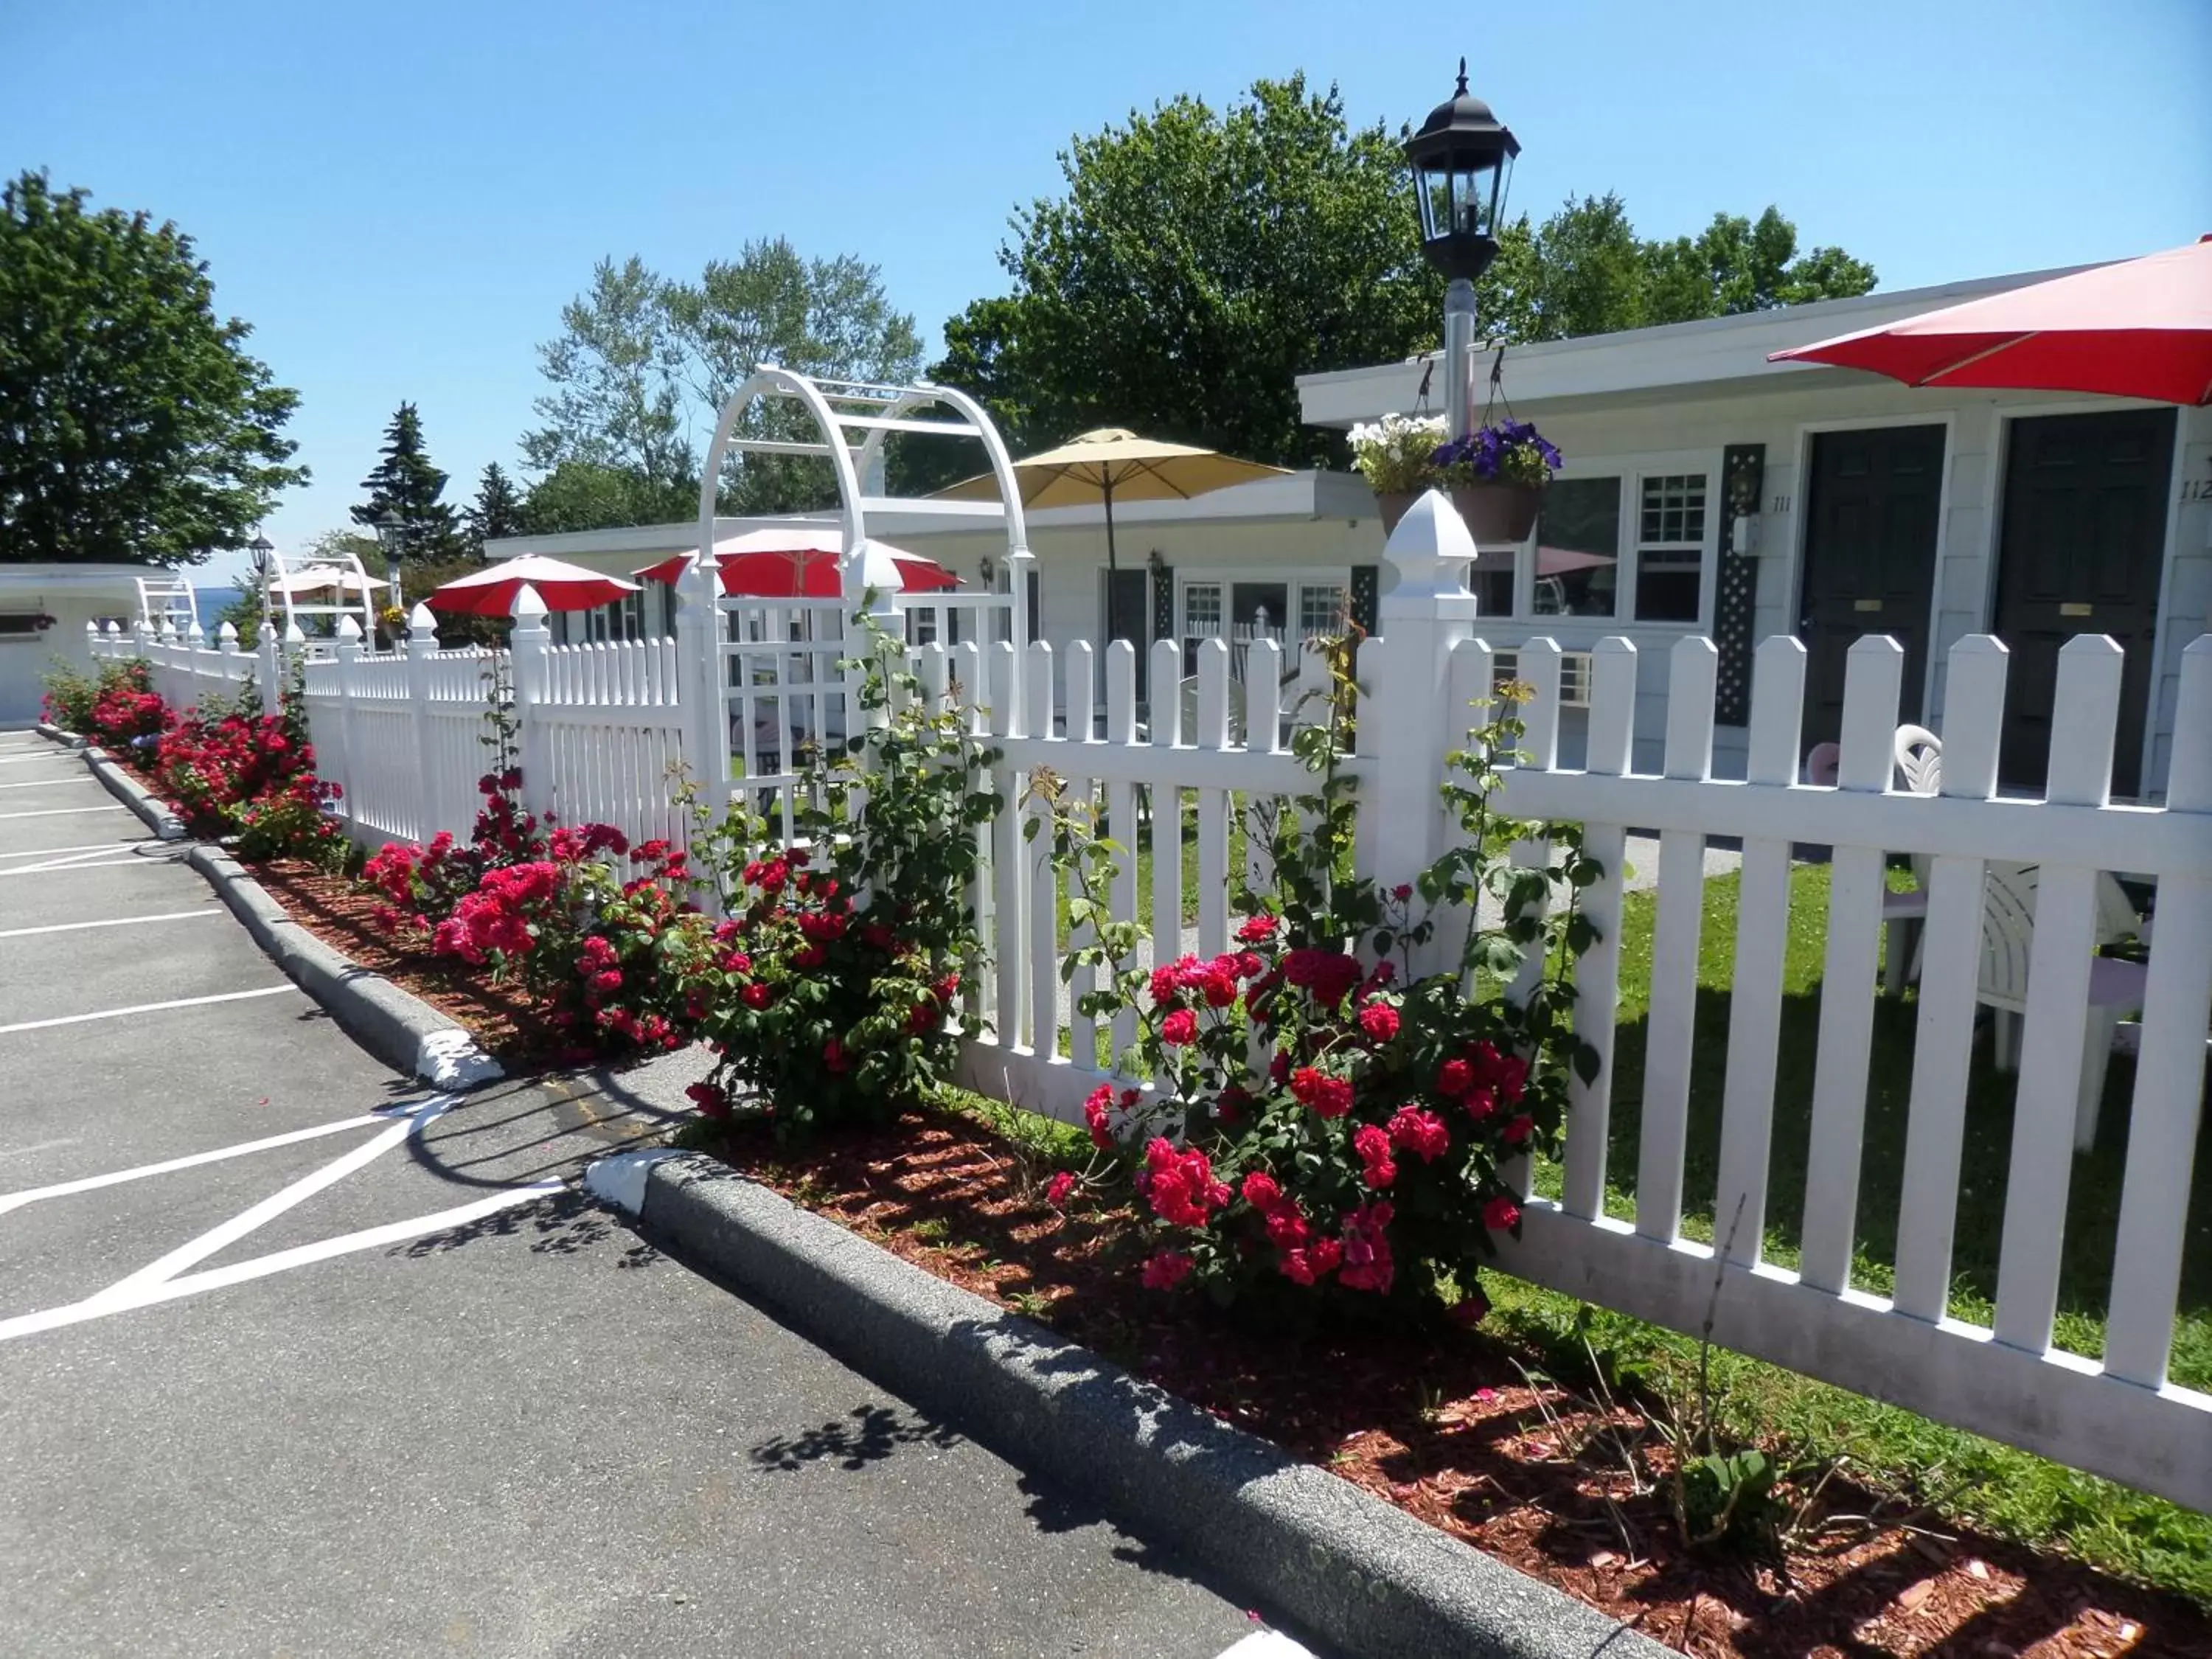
[1181,581,1223,639]
[1298,582,1347,639]
[1633,472,1708,623]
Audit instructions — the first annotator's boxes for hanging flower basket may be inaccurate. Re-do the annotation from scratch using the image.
[1449,481,1545,545]
[1374,490,1420,535]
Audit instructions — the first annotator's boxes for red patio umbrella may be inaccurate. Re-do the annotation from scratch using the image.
[1768,237,2212,406]
[635,531,959,597]
[427,555,642,616]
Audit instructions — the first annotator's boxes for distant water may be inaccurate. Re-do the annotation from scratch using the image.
[192,587,236,632]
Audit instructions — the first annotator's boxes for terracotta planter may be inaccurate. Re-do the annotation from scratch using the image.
[1374,490,1419,535]
[1449,481,1545,545]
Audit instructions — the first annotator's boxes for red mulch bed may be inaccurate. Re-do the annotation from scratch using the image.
[698,1107,2209,1659]
[248,858,571,1064]
[226,827,2207,1657]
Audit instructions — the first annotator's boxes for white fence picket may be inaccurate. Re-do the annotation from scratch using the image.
[1194,637,1231,961]
[1105,641,1141,1063]
[2104,636,2212,1387]
[1149,638,1183,982]
[1892,636,2008,1322]
[1562,636,1635,1223]
[1798,634,1904,1293]
[1026,644,1059,1059]
[1634,637,1718,1243]
[1993,636,2126,1353]
[1711,635,1805,1267]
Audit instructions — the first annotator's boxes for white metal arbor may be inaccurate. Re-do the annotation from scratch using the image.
[689,366,1032,633]
[681,369,1036,836]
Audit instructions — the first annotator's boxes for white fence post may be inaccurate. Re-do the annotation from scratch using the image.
[327,616,363,820]
[1371,490,1476,978]
[509,585,554,824]
[672,563,726,834]
[405,605,442,845]
[258,613,283,717]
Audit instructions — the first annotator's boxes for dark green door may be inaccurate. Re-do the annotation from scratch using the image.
[1993,408,2174,798]
[1798,424,1947,751]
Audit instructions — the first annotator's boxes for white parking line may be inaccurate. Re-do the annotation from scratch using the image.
[0,777,96,790]
[0,851,171,878]
[0,1113,389,1215]
[0,984,295,1036]
[0,804,125,820]
[97,1098,458,1298]
[1212,1634,1318,1658]
[0,909,216,942]
[0,1182,563,1343]
[0,841,139,860]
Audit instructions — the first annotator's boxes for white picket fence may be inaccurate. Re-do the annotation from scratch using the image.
[85,500,2212,1512]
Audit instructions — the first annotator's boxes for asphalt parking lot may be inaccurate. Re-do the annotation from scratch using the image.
[0,729,1297,1659]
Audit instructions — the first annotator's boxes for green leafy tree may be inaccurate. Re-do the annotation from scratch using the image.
[1484,195,1877,342]
[524,239,923,527]
[929,76,1438,474]
[922,87,1877,470]
[0,170,308,565]
[664,237,924,515]
[520,460,695,535]
[523,256,694,495]
[463,462,525,560]
[351,401,465,567]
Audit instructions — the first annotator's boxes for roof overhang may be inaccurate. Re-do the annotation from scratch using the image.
[0,563,168,597]
[1296,264,2091,426]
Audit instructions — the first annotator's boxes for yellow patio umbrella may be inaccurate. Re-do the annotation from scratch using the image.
[934,428,1288,585]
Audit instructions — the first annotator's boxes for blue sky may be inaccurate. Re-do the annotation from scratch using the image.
[5,0,2207,580]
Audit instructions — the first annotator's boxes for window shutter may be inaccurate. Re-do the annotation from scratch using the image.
[1349,564,1380,636]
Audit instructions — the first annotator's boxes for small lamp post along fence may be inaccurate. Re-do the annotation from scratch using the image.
[247,532,275,639]
[1404,58,1519,439]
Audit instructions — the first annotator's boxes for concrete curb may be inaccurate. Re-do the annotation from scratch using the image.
[82,744,187,839]
[59,733,503,1091]
[35,721,87,750]
[588,1150,1666,1659]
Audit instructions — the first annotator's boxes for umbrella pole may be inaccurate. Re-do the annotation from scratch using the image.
[1102,470,1119,641]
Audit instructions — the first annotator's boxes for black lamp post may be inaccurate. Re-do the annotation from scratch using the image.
[373,507,407,602]
[247,532,275,636]
[1405,59,1520,437]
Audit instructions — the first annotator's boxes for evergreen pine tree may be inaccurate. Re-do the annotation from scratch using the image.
[351,401,464,568]
[462,461,525,561]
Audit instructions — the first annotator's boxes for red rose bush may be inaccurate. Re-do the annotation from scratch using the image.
[1043,670,1601,1326]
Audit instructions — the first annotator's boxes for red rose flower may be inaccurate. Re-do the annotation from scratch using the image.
[1160,1007,1198,1046]
[1239,1170,1284,1212]
[1482,1194,1522,1232]
[1046,1171,1077,1208]
[1501,1113,1534,1146]
[1141,1250,1194,1291]
[1357,1001,1399,1043]
[1388,1105,1451,1162]
[740,983,773,1009]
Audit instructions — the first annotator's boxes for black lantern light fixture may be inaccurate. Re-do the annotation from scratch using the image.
[1404,59,1520,437]
[1405,58,1519,282]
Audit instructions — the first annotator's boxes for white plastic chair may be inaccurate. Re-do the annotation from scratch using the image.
[1881,725,1943,994]
[1176,675,1247,748]
[1976,863,2146,1150]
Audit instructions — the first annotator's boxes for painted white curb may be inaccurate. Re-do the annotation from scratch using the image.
[414,1029,506,1090]
[582,1149,690,1217]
